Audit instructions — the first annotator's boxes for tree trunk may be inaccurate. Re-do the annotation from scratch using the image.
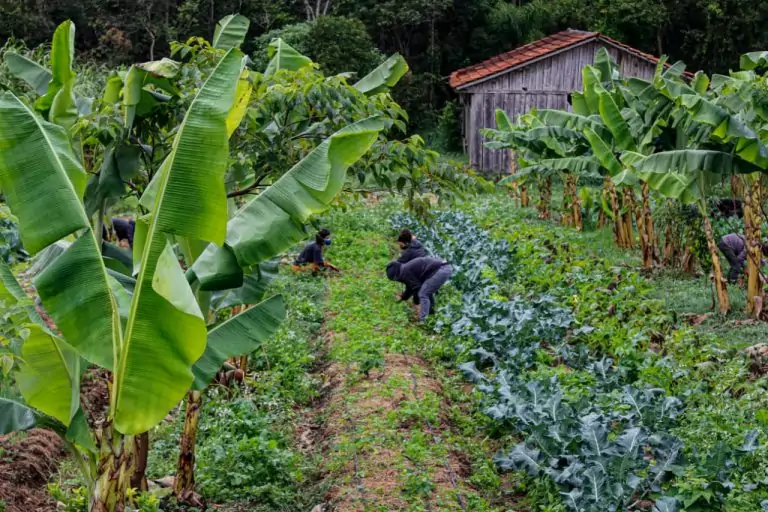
[640,182,655,270]
[744,175,763,316]
[90,425,134,512]
[561,175,573,227]
[731,175,743,198]
[700,209,729,313]
[175,391,203,501]
[607,178,624,247]
[621,188,635,249]
[569,175,582,231]
[520,184,529,208]
[538,177,551,220]
[130,433,149,492]
[507,150,519,207]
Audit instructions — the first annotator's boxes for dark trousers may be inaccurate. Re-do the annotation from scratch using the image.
[418,265,453,321]
[718,240,743,283]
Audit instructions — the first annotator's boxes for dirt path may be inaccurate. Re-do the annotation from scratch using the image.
[300,227,510,511]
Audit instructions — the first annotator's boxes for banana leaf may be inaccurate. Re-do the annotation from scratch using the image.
[16,325,80,425]
[191,294,286,390]
[4,52,52,95]
[114,49,245,435]
[36,21,75,113]
[0,92,123,369]
[634,150,758,204]
[264,39,313,77]
[740,51,768,71]
[0,398,37,434]
[213,14,250,50]
[354,54,408,95]
[598,92,637,152]
[189,116,385,290]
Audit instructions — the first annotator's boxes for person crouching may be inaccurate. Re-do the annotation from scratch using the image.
[386,256,452,322]
[292,229,340,274]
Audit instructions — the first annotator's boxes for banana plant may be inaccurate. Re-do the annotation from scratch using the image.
[0,46,253,510]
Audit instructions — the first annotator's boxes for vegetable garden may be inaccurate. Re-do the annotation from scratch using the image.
[1,12,768,512]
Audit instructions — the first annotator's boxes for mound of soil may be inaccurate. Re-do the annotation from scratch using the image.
[0,429,65,512]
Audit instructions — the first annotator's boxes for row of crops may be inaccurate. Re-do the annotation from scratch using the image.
[394,201,768,511]
[484,48,768,316]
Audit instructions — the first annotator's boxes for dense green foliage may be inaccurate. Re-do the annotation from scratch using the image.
[7,0,768,130]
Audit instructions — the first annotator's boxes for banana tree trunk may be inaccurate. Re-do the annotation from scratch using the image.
[731,175,743,198]
[640,182,655,270]
[507,150,520,207]
[538,177,551,220]
[91,425,134,512]
[744,175,763,316]
[520,183,529,208]
[570,175,582,231]
[130,433,149,492]
[561,176,572,227]
[621,188,635,249]
[175,390,203,501]
[663,224,679,268]
[700,208,729,314]
[607,178,624,247]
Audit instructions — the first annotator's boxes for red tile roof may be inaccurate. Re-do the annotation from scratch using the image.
[449,29,689,90]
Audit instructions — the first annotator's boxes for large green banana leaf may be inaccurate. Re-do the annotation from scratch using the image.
[634,150,758,204]
[210,260,278,310]
[495,109,514,131]
[740,51,768,71]
[114,49,245,435]
[0,92,123,369]
[583,127,622,176]
[36,21,75,114]
[0,264,44,325]
[679,94,768,168]
[0,398,95,453]
[4,52,52,95]
[191,294,286,390]
[189,116,386,290]
[354,54,408,95]
[581,65,604,115]
[213,14,250,50]
[598,92,637,152]
[16,325,80,425]
[263,39,313,77]
[593,48,618,85]
[0,398,37,434]
[536,110,613,142]
[0,93,88,254]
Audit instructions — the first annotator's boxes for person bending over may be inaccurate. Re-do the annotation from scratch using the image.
[386,256,452,322]
[396,229,428,264]
[293,229,340,273]
[717,232,768,283]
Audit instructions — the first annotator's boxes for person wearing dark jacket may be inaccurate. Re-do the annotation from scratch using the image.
[717,233,768,283]
[396,229,428,264]
[718,233,747,283]
[293,229,340,273]
[101,217,136,248]
[386,256,453,322]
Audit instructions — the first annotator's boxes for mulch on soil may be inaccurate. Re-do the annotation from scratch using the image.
[0,429,65,512]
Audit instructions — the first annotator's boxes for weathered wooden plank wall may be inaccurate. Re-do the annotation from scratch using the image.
[462,41,657,173]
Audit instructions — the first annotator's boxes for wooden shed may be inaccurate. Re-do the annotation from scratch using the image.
[449,30,667,174]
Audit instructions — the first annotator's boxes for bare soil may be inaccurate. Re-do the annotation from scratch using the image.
[0,429,65,512]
